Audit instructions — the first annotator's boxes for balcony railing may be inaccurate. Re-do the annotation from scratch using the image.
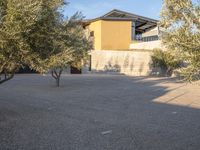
[134,35,159,42]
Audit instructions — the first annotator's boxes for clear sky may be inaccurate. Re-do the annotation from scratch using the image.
[64,0,163,20]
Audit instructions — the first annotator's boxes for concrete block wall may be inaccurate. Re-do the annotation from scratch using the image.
[91,50,153,76]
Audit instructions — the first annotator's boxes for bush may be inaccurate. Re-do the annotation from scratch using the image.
[151,49,182,76]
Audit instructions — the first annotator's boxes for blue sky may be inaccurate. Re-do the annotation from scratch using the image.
[64,0,163,20]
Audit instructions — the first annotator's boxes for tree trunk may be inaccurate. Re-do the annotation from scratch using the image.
[0,72,15,84]
[51,68,63,87]
[56,77,60,87]
[166,67,173,77]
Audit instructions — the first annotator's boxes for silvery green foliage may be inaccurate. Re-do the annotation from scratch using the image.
[160,0,200,81]
[0,0,92,85]
[0,0,42,84]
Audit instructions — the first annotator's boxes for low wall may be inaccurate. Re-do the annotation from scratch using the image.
[91,50,153,76]
[130,40,162,50]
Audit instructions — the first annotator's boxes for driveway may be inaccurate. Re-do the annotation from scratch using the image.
[0,74,200,150]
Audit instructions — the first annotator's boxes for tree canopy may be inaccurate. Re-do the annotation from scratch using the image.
[0,0,41,83]
[0,0,92,86]
[160,0,200,81]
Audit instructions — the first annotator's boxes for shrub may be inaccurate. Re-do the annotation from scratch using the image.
[151,49,182,76]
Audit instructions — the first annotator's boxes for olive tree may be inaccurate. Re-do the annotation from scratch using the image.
[24,0,92,86]
[160,0,200,81]
[0,0,92,86]
[0,0,41,84]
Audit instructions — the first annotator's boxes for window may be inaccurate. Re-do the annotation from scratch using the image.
[90,31,94,37]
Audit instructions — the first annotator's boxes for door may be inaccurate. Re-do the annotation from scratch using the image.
[70,66,82,74]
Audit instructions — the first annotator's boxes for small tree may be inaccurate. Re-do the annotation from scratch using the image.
[24,1,92,86]
[46,14,92,87]
[160,0,200,81]
[50,14,91,87]
[0,0,92,86]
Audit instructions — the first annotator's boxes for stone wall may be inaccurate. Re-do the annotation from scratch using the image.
[91,50,153,76]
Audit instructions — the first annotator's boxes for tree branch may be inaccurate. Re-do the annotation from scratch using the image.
[51,70,57,80]
[53,70,59,78]
[51,68,63,87]
[58,68,63,77]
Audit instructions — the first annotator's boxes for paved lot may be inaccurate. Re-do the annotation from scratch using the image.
[0,74,200,150]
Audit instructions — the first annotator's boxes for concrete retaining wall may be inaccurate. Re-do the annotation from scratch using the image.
[91,50,153,76]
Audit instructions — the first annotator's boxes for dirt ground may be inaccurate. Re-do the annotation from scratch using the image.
[0,74,200,150]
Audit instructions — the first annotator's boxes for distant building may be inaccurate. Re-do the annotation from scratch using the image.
[83,9,161,51]
[81,9,162,76]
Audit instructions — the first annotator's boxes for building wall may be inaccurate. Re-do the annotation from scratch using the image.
[142,27,159,37]
[86,20,102,50]
[85,20,161,76]
[101,20,132,50]
[87,20,132,50]
[130,40,162,50]
[91,50,153,76]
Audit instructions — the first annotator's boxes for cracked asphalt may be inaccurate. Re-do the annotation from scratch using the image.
[0,74,200,150]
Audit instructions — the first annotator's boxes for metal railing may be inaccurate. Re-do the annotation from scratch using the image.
[134,35,159,42]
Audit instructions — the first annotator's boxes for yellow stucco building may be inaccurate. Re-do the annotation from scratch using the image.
[80,9,162,76]
[84,20,132,50]
[83,9,160,51]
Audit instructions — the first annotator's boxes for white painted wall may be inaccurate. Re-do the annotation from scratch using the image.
[142,27,159,37]
[130,40,162,50]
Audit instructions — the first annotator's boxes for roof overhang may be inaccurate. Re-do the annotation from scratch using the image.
[83,9,159,33]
